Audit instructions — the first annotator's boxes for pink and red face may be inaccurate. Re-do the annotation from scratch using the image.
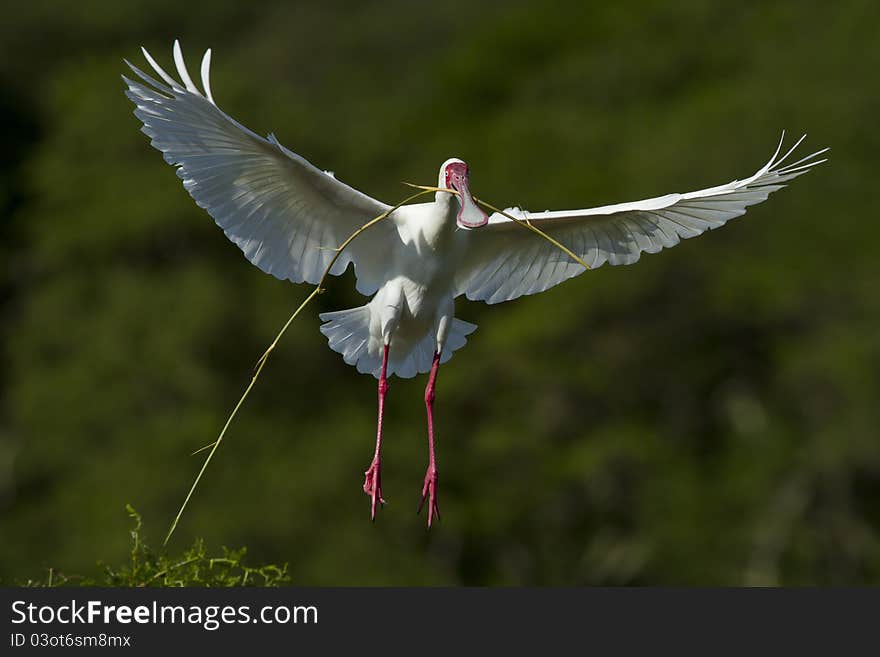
[443,160,489,229]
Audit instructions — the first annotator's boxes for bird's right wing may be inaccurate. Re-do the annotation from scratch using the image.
[455,135,827,304]
[123,41,395,295]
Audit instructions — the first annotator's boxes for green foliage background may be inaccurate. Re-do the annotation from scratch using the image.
[1,0,878,585]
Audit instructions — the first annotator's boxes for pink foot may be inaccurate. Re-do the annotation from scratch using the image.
[417,467,440,527]
[363,459,385,521]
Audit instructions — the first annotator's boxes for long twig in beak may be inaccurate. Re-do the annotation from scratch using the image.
[402,183,590,271]
[168,181,590,545]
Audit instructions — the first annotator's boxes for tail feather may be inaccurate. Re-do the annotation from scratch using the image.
[319,306,477,379]
[319,306,373,367]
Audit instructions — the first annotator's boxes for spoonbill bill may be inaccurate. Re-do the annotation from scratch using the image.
[124,41,827,527]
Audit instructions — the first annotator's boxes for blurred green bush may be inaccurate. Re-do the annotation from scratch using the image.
[20,507,288,587]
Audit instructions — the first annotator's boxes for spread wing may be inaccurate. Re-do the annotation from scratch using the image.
[123,41,394,295]
[455,135,828,304]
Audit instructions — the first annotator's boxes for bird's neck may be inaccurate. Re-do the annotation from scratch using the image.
[434,191,457,228]
[434,189,454,206]
[409,192,456,250]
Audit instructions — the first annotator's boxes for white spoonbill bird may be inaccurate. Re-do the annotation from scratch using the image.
[124,42,827,527]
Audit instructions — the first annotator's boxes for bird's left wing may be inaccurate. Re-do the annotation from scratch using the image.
[455,135,827,304]
[123,41,395,295]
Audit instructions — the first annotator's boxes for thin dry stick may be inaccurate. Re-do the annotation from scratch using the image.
[164,187,437,546]
[402,183,590,270]
[166,182,590,545]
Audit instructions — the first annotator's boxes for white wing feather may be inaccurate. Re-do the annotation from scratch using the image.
[123,41,394,295]
[455,134,828,304]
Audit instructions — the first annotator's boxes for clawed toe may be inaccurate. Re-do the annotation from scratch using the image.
[363,459,385,520]
[417,467,440,527]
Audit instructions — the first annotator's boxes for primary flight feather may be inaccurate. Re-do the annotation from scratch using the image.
[124,41,827,526]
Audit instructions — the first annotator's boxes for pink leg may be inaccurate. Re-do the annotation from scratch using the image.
[363,344,389,520]
[418,351,442,527]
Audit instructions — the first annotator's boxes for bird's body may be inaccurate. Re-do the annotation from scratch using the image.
[124,41,827,526]
[320,177,478,379]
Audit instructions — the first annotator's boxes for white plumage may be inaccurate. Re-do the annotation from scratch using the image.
[123,42,827,378]
[124,41,827,525]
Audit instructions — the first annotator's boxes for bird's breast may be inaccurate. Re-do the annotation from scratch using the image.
[394,198,457,253]
[380,199,462,318]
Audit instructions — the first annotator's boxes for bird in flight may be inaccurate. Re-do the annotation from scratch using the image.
[124,41,827,527]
